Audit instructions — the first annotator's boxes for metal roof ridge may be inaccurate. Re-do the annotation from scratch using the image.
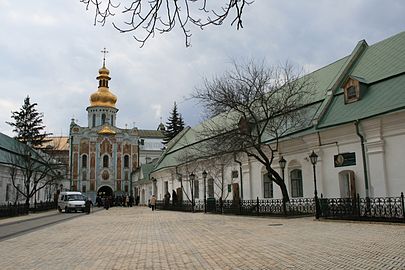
[314,39,369,127]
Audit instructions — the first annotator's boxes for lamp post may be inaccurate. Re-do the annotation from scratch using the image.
[202,170,207,213]
[309,151,320,219]
[189,173,195,213]
[279,156,287,215]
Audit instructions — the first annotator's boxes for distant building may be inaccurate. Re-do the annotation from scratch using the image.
[0,132,62,205]
[69,62,164,201]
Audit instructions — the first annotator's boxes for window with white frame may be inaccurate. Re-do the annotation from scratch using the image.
[290,169,303,197]
[263,173,273,198]
[6,183,11,201]
[194,180,199,199]
[207,178,214,198]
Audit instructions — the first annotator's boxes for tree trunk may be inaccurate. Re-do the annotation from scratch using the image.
[267,166,290,203]
[25,184,30,214]
[25,197,30,214]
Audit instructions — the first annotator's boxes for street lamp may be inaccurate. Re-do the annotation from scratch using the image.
[278,156,287,215]
[279,156,286,179]
[309,151,320,219]
[202,170,207,213]
[189,173,195,213]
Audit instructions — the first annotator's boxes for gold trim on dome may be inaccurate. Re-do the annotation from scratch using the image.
[98,125,116,135]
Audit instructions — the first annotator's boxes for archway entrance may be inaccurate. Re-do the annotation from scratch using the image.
[97,185,113,198]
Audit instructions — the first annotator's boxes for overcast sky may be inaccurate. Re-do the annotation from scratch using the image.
[0,0,404,137]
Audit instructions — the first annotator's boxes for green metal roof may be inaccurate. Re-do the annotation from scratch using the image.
[318,31,405,128]
[318,74,405,128]
[0,132,27,164]
[138,129,164,138]
[140,162,156,180]
[154,32,405,172]
[351,31,405,84]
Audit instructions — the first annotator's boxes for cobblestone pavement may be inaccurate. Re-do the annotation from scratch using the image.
[0,207,404,270]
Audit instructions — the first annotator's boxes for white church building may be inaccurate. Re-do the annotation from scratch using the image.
[137,31,405,204]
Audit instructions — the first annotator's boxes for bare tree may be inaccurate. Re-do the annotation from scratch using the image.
[80,0,251,47]
[192,61,314,206]
[7,143,64,212]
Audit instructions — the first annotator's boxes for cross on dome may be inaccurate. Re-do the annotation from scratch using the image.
[101,47,109,67]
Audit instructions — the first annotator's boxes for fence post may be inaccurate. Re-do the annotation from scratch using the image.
[401,192,405,220]
[357,193,361,217]
[256,197,260,216]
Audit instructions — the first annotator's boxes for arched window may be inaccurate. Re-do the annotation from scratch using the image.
[103,155,109,168]
[124,155,129,168]
[263,173,273,198]
[290,169,303,197]
[101,114,106,125]
[207,178,214,198]
[82,154,88,168]
[194,180,199,199]
[92,114,96,127]
[111,117,114,126]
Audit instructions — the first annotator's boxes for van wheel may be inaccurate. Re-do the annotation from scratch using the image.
[58,207,62,213]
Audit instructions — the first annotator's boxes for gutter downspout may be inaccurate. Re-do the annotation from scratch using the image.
[234,154,243,200]
[355,120,369,197]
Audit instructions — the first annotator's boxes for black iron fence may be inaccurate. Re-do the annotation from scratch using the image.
[157,193,405,223]
[0,201,56,219]
[156,197,314,217]
[319,193,405,223]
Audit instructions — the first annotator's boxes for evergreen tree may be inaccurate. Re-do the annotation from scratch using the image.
[7,96,52,148]
[163,102,185,144]
[179,113,185,131]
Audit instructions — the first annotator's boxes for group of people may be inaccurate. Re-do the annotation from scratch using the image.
[148,190,179,211]
[95,194,140,209]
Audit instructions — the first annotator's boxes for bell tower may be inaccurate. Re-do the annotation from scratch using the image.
[86,48,118,128]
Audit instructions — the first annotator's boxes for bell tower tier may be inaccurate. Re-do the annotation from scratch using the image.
[87,57,118,128]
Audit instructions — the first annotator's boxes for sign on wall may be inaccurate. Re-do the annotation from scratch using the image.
[334,152,356,167]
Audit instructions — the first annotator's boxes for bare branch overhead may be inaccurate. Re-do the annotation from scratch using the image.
[80,0,252,47]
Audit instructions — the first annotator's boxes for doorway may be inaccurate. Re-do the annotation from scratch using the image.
[97,185,113,198]
[339,171,356,198]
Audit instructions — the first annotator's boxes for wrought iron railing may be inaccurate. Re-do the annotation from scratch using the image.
[0,201,56,218]
[0,203,28,218]
[156,197,314,216]
[214,198,314,216]
[319,193,405,222]
[156,193,405,223]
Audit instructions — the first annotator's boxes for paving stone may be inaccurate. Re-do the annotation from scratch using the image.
[0,207,404,269]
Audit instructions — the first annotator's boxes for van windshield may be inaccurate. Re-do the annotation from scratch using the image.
[67,194,84,201]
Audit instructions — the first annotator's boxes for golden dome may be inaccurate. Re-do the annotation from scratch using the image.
[89,65,117,108]
[98,125,116,135]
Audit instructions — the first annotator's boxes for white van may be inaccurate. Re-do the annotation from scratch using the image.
[58,191,86,213]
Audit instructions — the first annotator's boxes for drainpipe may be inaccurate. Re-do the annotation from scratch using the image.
[234,153,243,200]
[354,120,369,197]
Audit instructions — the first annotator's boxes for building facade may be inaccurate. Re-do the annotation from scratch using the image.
[146,32,405,203]
[69,62,164,201]
[0,132,63,205]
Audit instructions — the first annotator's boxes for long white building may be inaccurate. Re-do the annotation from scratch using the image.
[136,31,405,203]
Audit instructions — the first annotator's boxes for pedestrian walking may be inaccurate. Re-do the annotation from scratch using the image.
[85,198,93,214]
[150,194,157,211]
[104,197,110,210]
